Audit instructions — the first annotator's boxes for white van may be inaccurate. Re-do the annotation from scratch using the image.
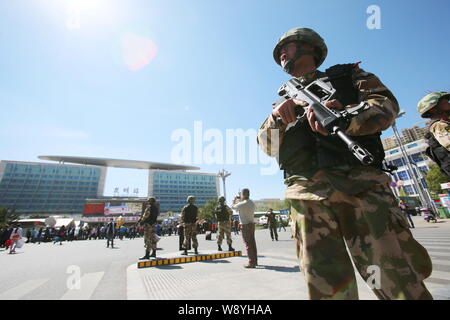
[258,216,268,226]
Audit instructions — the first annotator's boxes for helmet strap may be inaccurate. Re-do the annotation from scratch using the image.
[283,43,317,74]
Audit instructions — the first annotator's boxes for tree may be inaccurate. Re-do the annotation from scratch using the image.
[0,207,20,227]
[256,199,290,212]
[424,164,450,194]
[198,199,218,221]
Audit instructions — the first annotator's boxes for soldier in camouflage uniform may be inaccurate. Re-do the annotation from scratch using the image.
[417,91,450,177]
[215,196,235,251]
[181,195,199,255]
[138,197,159,259]
[257,27,433,300]
[265,208,278,241]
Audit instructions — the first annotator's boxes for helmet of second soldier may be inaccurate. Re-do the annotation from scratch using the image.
[218,196,225,202]
[187,195,195,203]
[273,27,328,69]
[418,91,450,118]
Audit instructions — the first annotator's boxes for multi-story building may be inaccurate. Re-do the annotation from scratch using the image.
[37,155,218,214]
[382,124,429,150]
[401,126,428,144]
[384,139,432,196]
[0,160,106,216]
[148,170,220,212]
[382,136,398,150]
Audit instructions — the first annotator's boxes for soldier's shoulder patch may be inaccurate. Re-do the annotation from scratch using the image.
[430,121,445,133]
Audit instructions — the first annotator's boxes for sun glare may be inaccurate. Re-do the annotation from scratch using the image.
[67,0,106,12]
[64,0,111,30]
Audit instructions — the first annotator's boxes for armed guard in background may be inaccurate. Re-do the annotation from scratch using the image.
[180,195,199,255]
[418,91,450,178]
[257,27,433,300]
[214,196,235,252]
[265,208,278,241]
[138,197,159,259]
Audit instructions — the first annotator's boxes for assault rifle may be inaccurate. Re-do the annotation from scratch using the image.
[276,77,374,165]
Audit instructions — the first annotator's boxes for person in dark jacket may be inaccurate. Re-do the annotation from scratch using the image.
[265,208,278,241]
[106,218,116,248]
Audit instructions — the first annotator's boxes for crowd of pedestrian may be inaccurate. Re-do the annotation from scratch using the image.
[0,220,198,251]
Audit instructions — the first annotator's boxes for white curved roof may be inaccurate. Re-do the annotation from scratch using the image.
[38,155,200,170]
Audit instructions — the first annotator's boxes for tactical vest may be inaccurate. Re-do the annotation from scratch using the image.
[215,204,229,222]
[278,63,385,178]
[142,205,158,225]
[425,121,450,178]
[183,204,198,223]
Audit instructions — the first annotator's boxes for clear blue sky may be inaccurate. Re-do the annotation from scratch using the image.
[0,0,448,202]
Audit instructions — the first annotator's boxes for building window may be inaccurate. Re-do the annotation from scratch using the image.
[391,158,404,167]
[402,185,415,195]
[397,171,409,181]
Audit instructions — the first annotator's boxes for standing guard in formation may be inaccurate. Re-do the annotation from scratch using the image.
[180,195,199,255]
[214,196,235,252]
[138,197,159,260]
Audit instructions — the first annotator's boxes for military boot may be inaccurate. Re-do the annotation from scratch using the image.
[139,250,150,260]
[194,248,198,255]
[228,245,235,252]
[218,245,222,251]
[150,250,156,258]
[181,249,188,255]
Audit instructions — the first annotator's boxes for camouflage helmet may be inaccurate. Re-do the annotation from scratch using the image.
[417,91,450,118]
[187,195,195,203]
[273,27,328,69]
[147,196,156,202]
[218,196,225,202]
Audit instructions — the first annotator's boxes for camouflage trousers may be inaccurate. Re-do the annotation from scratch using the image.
[217,221,232,246]
[183,223,198,249]
[289,183,433,300]
[143,224,157,251]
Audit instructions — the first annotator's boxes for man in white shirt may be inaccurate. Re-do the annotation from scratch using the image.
[231,189,258,268]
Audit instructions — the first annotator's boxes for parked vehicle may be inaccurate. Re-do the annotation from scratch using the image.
[419,207,437,223]
[258,216,268,227]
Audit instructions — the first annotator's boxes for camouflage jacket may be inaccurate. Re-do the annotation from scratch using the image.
[140,205,159,225]
[257,65,399,200]
[430,120,450,151]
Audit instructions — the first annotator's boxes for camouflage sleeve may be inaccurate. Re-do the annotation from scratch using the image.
[257,114,287,157]
[345,67,399,136]
[430,121,450,151]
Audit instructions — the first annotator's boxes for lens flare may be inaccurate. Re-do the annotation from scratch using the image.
[121,33,158,71]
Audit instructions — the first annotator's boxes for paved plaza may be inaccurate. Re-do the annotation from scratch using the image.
[1,216,450,300]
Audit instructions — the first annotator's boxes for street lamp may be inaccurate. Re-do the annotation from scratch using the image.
[408,161,438,214]
[217,169,231,201]
[392,110,430,209]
